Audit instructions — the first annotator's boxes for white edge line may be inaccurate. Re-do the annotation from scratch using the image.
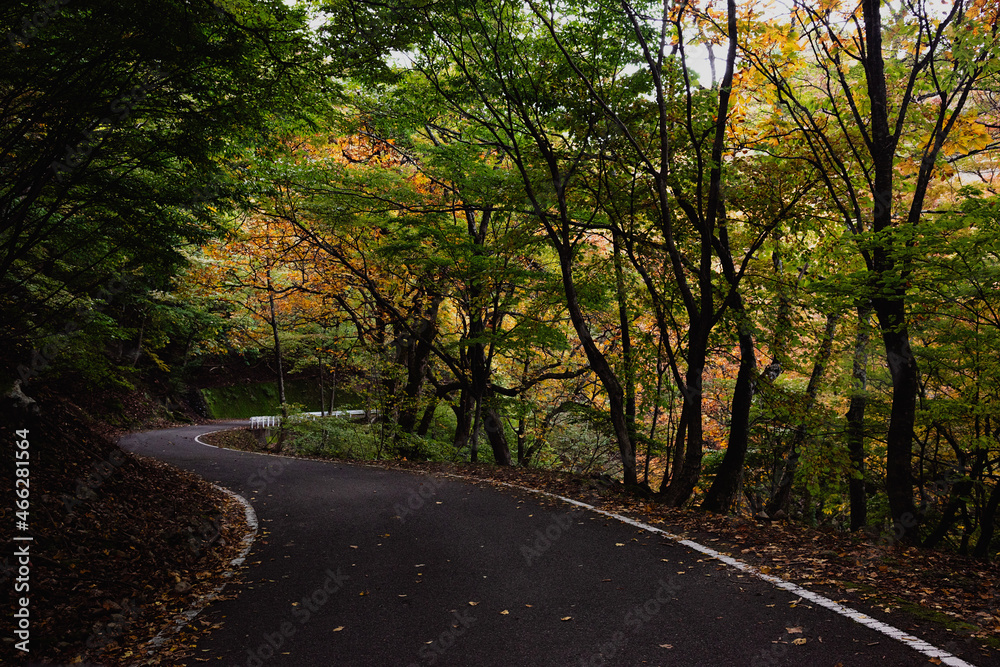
[193,431,219,447]
[440,474,976,667]
[194,425,247,447]
[181,432,976,667]
[133,483,258,662]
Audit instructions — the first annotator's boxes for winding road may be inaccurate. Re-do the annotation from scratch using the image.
[120,424,978,666]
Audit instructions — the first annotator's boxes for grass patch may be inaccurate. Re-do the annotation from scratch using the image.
[199,379,362,418]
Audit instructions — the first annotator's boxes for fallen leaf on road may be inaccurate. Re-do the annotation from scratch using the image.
[561,616,572,621]
[469,601,479,606]
[500,610,509,615]
[786,627,802,634]
[333,626,344,632]
[793,638,807,645]
[659,644,673,649]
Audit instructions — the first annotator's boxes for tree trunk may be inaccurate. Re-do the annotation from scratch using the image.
[862,0,919,538]
[483,406,511,466]
[613,231,638,467]
[702,314,756,513]
[659,0,737,507]
[469,395,481,463]
[398,295,441,433]
[516,416,528,467]
[416,393,437,437]
[876,307,920,536]
[453,388,473,453]
[329,369,338,415]
[661,330,708,506]
[557,244,637,485]
[318,346,326,417]
[973,480,1000,559]
[660,401,688,494]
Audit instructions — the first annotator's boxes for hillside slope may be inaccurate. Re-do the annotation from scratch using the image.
[2,389,245,665]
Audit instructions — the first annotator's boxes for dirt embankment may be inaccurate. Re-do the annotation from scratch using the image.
[2,390,247,665]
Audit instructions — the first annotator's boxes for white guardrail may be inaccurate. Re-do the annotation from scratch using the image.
[249,410,371,429]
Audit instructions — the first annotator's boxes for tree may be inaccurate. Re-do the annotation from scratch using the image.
[741,0,1000,535]
[0,0,326,387]
[908,191,1000,556]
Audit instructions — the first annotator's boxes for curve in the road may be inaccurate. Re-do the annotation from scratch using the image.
[121,423,986,667]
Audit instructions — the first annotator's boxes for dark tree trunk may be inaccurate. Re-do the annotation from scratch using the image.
[398,296,441,433]
[660,0,737,507]
[557,244,637,485]
[613,231,638,463]
[483,406,511,466]
[862,0,919,538]
[328,369,338,415]
[661,323,709,506]
[660,401,689,494]
[318,348,325,417]
[973,480,1000,559]
[416,392,437,437]
[452,388,473,453]
[702,315,756,513]
[876,302,920,536]
[267,274,286,411]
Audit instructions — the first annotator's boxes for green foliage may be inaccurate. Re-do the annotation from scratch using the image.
[284,412,462,462]
[286,417,382,459]
[200,380,362,419]
[1,0,328,387]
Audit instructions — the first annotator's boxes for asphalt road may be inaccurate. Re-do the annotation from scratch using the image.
[120,424,971,666]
